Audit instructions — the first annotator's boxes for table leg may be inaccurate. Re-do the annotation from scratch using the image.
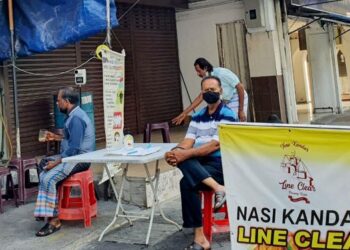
[98,163,132,241]
[143,161,182,245]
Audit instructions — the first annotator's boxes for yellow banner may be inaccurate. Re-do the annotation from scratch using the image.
[219,123,350,250]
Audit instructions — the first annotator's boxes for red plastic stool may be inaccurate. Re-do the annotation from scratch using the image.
[201,190,230,243]
[58,168,97,227]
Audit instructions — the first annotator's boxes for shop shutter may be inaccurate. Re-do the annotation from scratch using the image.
[4,2,182,157]
[5,46,78,156]
[131,5,183,132]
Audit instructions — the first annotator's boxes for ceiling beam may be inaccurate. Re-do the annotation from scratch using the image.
[117,0,188,9]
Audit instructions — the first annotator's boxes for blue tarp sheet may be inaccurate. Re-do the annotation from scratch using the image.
[0,0,118,61]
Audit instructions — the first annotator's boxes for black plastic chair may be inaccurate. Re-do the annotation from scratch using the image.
[0,167,18,213]
[143,122,170,143]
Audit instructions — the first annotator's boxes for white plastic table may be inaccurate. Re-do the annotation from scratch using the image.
[62,143,182,245]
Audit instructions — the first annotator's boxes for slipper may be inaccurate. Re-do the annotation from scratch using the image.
[214,191,226,212]
[35,223,61,237]
[184,242,211,250]
[35,217,45,222]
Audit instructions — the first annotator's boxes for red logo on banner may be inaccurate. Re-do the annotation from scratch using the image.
[279,142,316,204]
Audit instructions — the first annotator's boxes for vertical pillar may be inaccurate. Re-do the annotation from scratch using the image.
[306,24,341,114]
[245,0,298,123]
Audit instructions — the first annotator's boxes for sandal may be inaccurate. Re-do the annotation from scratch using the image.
[35,217,45,222]
[35,222,61,237]
[184,242,211,250]
[214,191,226,212]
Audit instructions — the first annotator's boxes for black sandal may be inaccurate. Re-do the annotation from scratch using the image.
[35,222,61,237]
[184,242,211,250]
[214,191,226,212]
[35,217,45,222]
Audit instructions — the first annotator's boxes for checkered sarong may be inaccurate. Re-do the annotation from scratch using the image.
[34,161,76,217]
[226,90,248,115]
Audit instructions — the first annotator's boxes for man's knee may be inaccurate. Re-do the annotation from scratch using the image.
[180,178,190,191]
[177,158,200,174]
[40,173,51,187]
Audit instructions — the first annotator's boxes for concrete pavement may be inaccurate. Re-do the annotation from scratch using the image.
[0,196,230,250]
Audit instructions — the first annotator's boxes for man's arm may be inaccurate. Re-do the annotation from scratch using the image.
[45,117,86,171]
[178,140,219,159]
[171,93,203,125]
[165,139,219,166]
[174,138,196,150]
[61,116,86,158]
[236,83,246,122]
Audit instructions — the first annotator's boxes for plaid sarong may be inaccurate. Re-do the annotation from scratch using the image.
[226,91,248,115]
[34,161,76,218]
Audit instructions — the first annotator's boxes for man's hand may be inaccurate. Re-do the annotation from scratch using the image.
[238,110,246,122]
[46,131,63,141]
[44,158,62,171]
[165,149,191,166]
[171,113,186,125]
[44,161,58,171]
[165,151,177,166]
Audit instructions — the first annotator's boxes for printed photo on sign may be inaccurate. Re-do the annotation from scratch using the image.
[113,112,123,129]
[114,131,121,144]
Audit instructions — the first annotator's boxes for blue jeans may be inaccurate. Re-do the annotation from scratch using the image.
[177,157,223,228]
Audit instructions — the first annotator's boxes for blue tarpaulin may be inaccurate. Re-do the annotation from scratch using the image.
[0,0,118,61]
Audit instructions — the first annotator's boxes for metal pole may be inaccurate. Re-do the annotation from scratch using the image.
[106,0,111,47]
[288,17,321,35]
[8,0,21,158]
[180,70,195,112]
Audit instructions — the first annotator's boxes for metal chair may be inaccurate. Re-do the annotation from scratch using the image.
[143,122,170,143]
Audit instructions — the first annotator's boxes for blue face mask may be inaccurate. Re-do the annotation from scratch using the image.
[203,91,220,104]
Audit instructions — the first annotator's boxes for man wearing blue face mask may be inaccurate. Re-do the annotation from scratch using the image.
[165,76,237,250]
[172,57,248,125]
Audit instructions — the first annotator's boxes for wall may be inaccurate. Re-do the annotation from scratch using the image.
[246,31,282,77]
[244,7,287,122]
[176,0,291,122]
[337,31,350,95]
[176,0,244,111]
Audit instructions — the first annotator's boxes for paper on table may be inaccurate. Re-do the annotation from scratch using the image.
[105,146,161,156]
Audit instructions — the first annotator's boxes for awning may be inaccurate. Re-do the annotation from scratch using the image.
[0,0,118,61]
[288,0,350,25]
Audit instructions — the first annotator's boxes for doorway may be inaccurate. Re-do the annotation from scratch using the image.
[288,19,349,123]
[216,20,254,121]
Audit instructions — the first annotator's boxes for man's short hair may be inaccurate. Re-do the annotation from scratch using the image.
[201,76,221,87]
[59,87,80,105]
